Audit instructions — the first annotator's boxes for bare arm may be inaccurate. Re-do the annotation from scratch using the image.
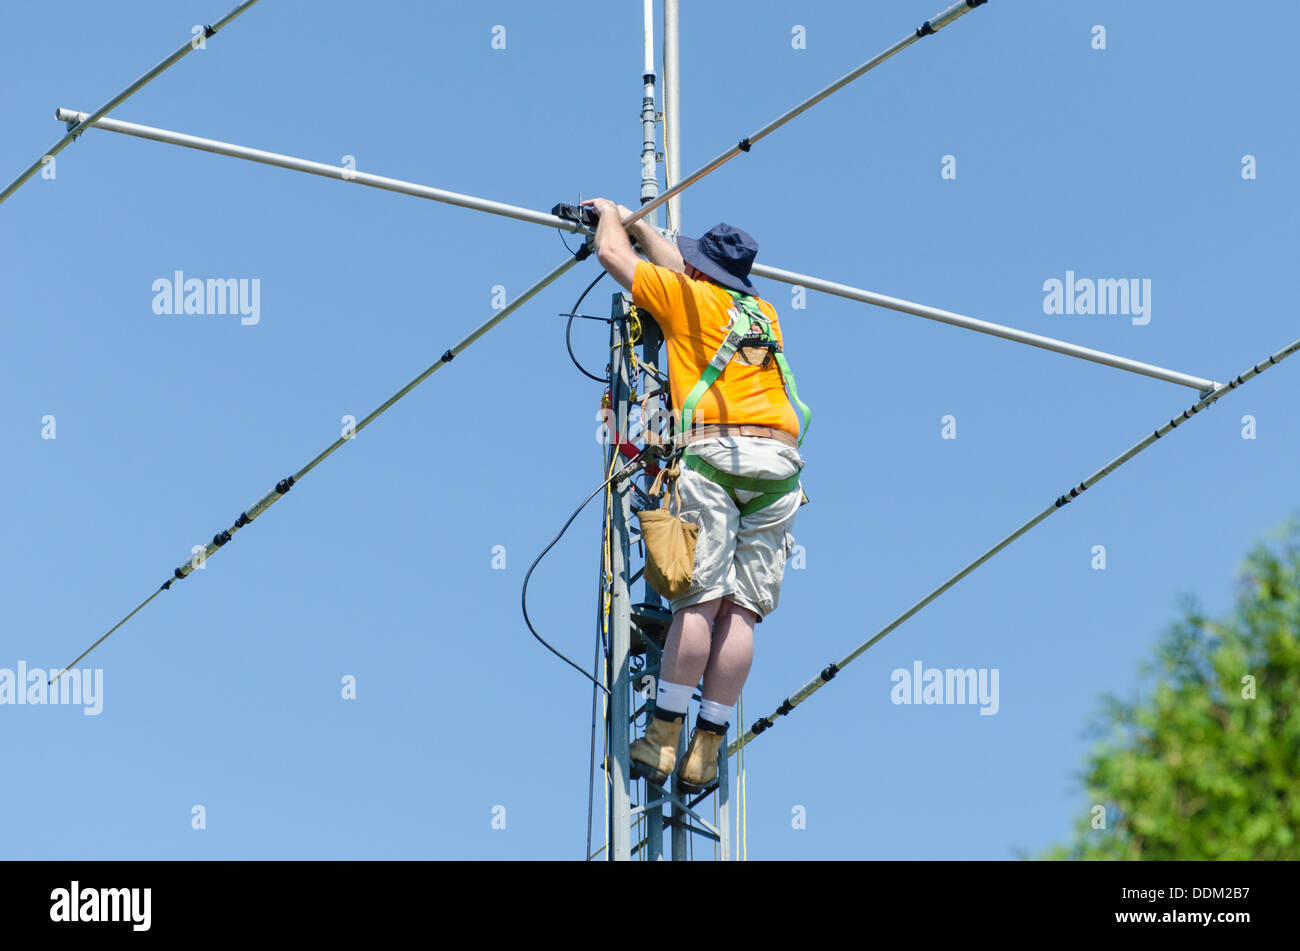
[582,198,640,291]
[624,215,685,272]
[582,198,686,292]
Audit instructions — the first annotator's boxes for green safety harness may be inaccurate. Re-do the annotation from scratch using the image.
[676,289,812,515]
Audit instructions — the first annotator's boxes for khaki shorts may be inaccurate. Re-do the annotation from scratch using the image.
[668,435,805,622]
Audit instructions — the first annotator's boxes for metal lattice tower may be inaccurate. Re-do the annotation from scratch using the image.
[591,0,736,862]
[599,290,736,862]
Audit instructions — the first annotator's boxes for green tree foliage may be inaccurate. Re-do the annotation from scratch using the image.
[1046,518,1300,859]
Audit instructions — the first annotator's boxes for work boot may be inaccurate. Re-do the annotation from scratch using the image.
[676,717,727,794]
[630,710,685,786]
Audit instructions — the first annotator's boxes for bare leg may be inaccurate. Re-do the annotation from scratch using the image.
[660,597,723,690]
[699,599,756,707]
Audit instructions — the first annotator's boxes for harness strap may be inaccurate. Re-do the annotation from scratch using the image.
[771,350,812,446]
[676,289,812,448]
[679,329,744,435]
[682,451,801,516]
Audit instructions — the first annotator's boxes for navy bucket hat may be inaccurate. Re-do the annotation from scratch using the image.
[677,223,758,294]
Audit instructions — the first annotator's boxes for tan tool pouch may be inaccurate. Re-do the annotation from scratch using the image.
[635,464,698,601]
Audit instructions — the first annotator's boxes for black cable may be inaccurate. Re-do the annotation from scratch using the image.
[522,453,645,694]
[566,269,609,382]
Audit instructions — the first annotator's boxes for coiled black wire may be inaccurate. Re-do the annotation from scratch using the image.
[521,452,646,695]
[566,269,609,382]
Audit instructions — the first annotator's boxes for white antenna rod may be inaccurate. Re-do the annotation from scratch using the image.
[749,263,1218,393]
[52,109,581,233]
[663,0,682,234]
[52,109,1216,393]
[639,0,660,222]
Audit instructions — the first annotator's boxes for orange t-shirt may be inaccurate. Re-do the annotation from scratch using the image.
[631,260,800,440]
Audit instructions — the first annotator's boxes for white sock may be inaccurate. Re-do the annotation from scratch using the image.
[698,698,733,727]
[655,680,693,716]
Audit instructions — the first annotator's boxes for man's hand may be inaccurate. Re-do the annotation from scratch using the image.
[580,196,687,285]
[580,199,641,234]
[581,197,623,223]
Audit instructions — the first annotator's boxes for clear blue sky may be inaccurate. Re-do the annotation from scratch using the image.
[2,0,1296,860]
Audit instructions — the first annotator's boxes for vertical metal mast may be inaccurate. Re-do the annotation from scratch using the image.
[640,0,661,223]
[600,0,733,862]
[603,0,730,862]
[660,0,693,863]
[638,0,667,862]
[663,0,682,236]
[606,295,636,863]
[603,0,663,864]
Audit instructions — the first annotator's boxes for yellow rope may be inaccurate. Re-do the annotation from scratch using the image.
[738,689,748,861]
[628,304,642,345]
[600,442,617,861]
[714,788,719,861]
[600,662,608,860]
[712,692,751,862]
[609,317,641,382]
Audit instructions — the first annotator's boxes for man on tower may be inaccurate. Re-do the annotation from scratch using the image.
[581,198,810,793]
